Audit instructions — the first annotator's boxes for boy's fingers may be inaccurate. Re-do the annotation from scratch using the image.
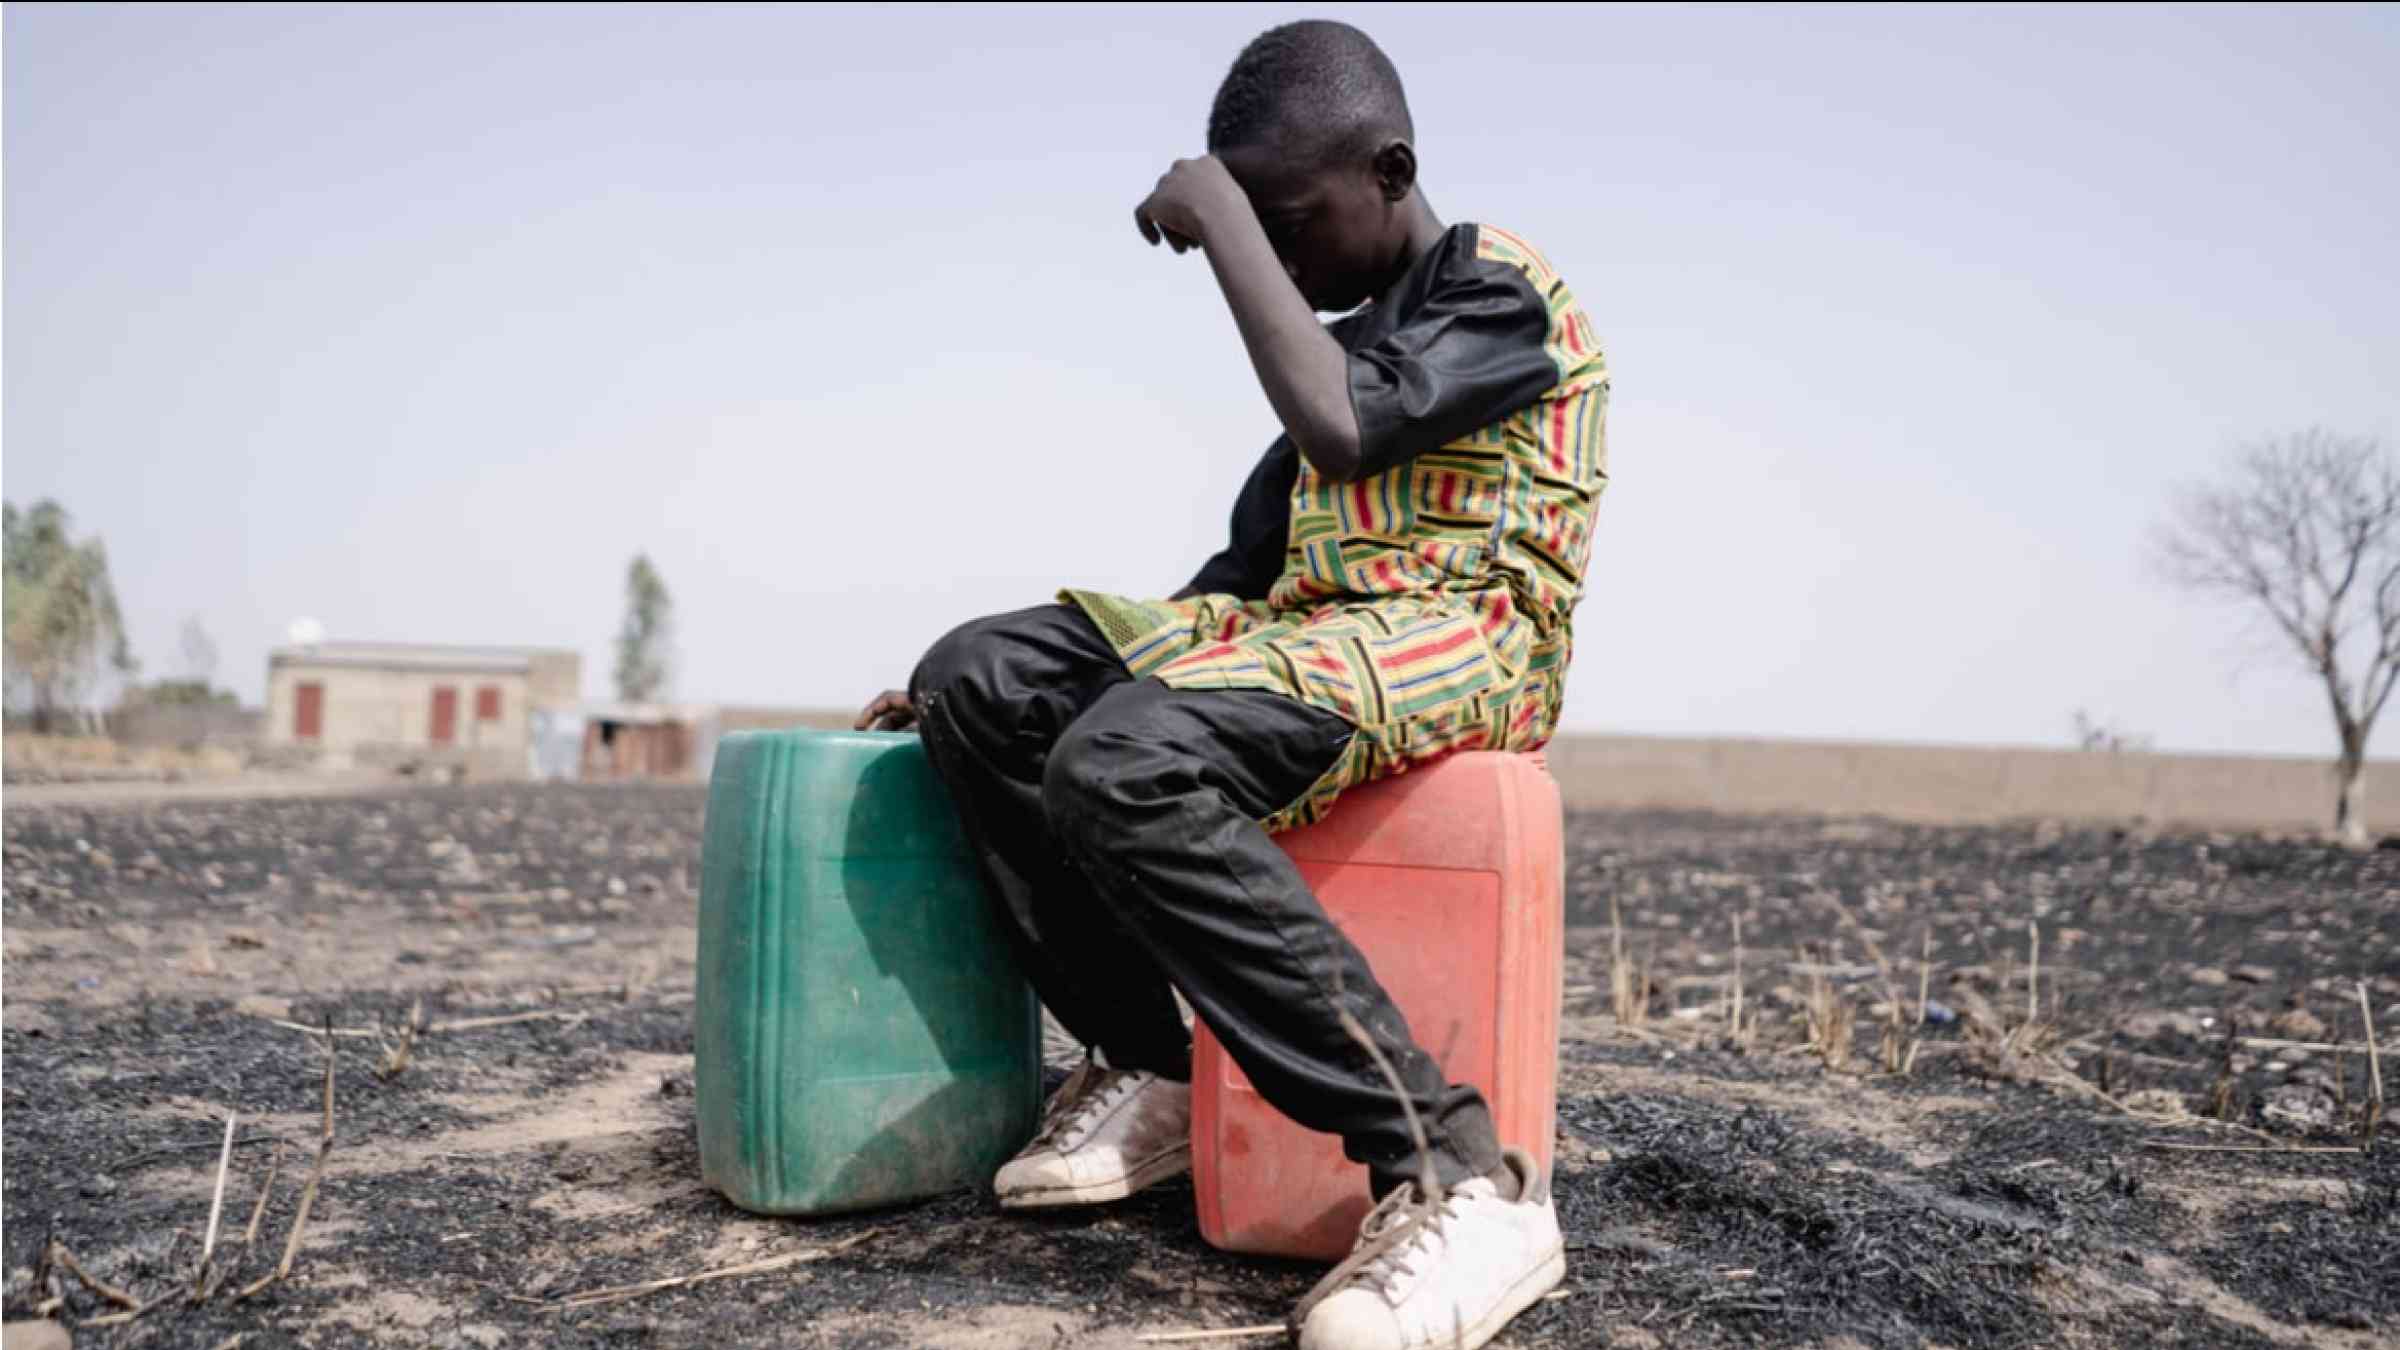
[1134,204,1160,246]
[855,690,912,731]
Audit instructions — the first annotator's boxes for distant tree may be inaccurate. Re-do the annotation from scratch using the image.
[613,553,673,703]
[3,500,138,731]
[2070,709,2152,753]
[126,679,239,709]
[2154,429,2400,845]
[179,614,219,686]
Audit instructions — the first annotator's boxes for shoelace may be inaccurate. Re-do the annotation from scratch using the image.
[1288,1179,1455,1328]
[1030,1061,1141,1152]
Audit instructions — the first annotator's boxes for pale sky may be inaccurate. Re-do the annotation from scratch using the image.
[6,3,2397,756]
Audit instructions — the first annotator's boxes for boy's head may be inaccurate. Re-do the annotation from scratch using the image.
[1207,21,1420,312]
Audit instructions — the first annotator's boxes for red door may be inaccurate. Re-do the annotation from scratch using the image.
[475,685,501,722]
[430,687,458,746]
[295,682,324,741]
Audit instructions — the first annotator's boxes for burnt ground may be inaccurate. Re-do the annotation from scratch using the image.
[3,785,2396,1348]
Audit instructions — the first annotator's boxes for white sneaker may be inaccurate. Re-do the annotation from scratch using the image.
[1292,1150,1566,1350]
[993,1058,1191,1209]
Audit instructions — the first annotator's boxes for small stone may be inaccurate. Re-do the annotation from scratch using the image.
[606,876,628,897]
[2,1320,73,1350]
[2261,1084,2336,1130]
[2188,967,2230,988]
[2270,1007,2328,1041]
[81,1173,116,1198]
[2230,964,2278,986]
[2121,1088,2188,1116]
[2121,1009,2203,1041]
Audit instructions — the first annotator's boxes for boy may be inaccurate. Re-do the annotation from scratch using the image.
[856,20,1607,1350]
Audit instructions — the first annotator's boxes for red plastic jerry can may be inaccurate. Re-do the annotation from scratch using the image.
[1190,750,1565,1261]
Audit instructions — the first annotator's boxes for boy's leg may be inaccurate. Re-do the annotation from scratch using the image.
[1041,677,1503,1194]
[909,604,1190,1079]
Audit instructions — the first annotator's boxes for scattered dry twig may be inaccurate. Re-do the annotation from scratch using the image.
[107,1134,286,1171]
[240,1145,283,1250]
[261,1017,376,1039]
[1726,913,1754,1053]
[1330,979,1444,1206]
[1136,1288,1571,1344]
[1135,1326,1287,1344]
[261,1008,595,1041]
[193,1111,238,1298]
[377,997,424,1078]
[2026,921,2041,1030]
[1811,892,1915,1074]
[236,1022,337,1301]
[1801,941,1855,1071]
[2238,1036,2350,1054]
[2361,981,2385,1150]
[82,1291,178,1327]
[524,1229,880,1310]
[1917,927,1932,1028]
[429,1009,590,1034]
[1609,894,1647,1030]
[47,1240,140,1310]
[2140,1141,2363,1155]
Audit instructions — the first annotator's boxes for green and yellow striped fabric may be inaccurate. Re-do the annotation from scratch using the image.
[1066,224,1609,831]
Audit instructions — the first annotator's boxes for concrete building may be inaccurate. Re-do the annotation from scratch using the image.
[264,642,582,777]
[573,703,721,782]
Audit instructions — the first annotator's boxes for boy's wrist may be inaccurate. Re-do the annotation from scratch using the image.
[1185,161,1252,245]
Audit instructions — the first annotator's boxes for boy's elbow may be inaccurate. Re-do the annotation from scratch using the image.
[1296,423,1364,482]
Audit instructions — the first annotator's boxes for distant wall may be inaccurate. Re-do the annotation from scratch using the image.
[1538,733,2397,833]
[703,712,2389,833]
[110,702,261,749]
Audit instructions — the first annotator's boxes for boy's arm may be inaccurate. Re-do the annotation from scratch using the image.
[1137,158,1559,486]
[1136,159,1365,481]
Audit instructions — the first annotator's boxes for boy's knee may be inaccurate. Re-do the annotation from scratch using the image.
[910,613,1011,707]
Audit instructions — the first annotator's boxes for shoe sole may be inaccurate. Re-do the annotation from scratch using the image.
[996,1146,1192,1210]
[1445,1241,1567,1350]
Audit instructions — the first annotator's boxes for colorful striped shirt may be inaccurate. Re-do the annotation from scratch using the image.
[1065,223,1609,831]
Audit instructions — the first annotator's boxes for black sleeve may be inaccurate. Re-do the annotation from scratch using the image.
[1346,260,1559,479]
[1185,437,1299,601]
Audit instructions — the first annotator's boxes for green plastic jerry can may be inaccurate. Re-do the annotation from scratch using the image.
[695,728,1040,1214]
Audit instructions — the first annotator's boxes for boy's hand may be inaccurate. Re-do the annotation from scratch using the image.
[855,690,918,733]
[1135,155,1249,254]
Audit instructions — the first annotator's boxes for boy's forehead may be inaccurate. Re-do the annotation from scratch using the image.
[1218,143,1347,209]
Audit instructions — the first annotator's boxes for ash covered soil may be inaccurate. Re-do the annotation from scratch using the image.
[4,784,2396,1349]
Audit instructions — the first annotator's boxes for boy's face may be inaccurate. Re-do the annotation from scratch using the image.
[1218,144,1405,314]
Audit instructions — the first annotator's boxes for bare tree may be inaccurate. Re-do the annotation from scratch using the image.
[2154,429,2400,845]
[180,615,220,687]
[2070,708,2151,753]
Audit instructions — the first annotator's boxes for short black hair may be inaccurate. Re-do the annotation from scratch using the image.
[1206,20,1413,165]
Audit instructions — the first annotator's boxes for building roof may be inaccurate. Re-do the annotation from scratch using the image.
[268,641,575,675]
[579,701,720,725]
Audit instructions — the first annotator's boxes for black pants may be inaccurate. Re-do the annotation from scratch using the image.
[910,602,1501,1193]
